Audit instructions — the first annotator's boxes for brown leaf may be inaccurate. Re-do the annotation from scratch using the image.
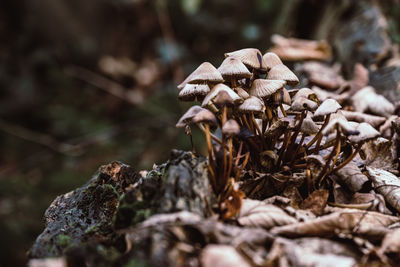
[201,245,250,267]
[238,199,297,229]
[300,189,329,215]
[361,138,397,172]
[334,161,369,192]
[379,228,400,255]
[221,185,245,220]
[351,86,394,117]
[366,167,400,213]
[270,210,399,239]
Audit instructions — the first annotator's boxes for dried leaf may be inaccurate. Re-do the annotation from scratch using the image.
[379,228,400,255]
[366,167,400,213]
[270,209,399,239]
[267,237,359,267]
[221,186,245,220]
[352,86,394,117]
[201,245,250,267]
[361,138,397,172]
[300,189,329,215]
[334,161,369,192]
[28,258,67,267]
[238,199,297,229]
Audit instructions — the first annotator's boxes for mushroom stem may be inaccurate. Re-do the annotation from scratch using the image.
[329,138,341,172]
[197,123,226,148]
[328,144,363,175]
[317,126,340,187]
[289,133,305,167]
[279,103,287,117]
[204,123,217,192]
[227,138,233,180]
[231,77,237,88]
[306,169,312,195]
[237,152,250,178]
[251,113,263,137]
[306,114,331,151]
[185,125,195,153]
[235,141,243,166]
[293,163,307,169]
[313,134,323,155]
[241,114,252,132]
[286,110,306,158]
[277,130,292,168]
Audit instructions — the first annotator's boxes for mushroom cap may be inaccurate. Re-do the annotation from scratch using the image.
[273,87,291,106]
[202,83,242,107]
[249,79,286,99]
[178,84,210,101]
[293,88,317,101]
[301,116,320,135]
[349,122,380,143]
[263,52,283,70]
[291,96,318,112]
[314,98,341,117]
[184,62,224,85]
[217,57,252,79]
[238,96,265,114]
[176,105,205,128]
[267,64,299,86]
[213,90,235,107]
[322,117,359,136]
[224,48,266,70]
[234,87,250,99]
[222,119,240,136]
[192,109,218,126]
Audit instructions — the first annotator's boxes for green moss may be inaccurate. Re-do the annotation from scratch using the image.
[57,234,71,248]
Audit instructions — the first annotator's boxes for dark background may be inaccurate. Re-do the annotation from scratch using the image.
[0,0,399,266]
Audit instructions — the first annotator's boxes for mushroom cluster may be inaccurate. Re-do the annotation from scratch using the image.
[176,48,380,216]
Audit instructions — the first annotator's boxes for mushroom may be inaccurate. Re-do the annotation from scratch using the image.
[306,98,341,153]
[178,62,224,89]
[263,52,283,70]
[328,122,380,174]
[224,48,267,71]
[267,64,299,86]
[178,84,210,102]
[317,116,359,186]
[238,96,265,136]
[218,57,252,88]
[222,119,240,181]
[272,87,291,116]
[202,83,242,109]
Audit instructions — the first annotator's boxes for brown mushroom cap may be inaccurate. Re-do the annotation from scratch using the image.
[349,122,380,143]
[322,116,359,136]
[192,109,218,126]
[249,79,286,99]
[314,98,341,117]
[234,87,250,99]
[291,97,319,112]
[222,119,240,136]
[273,88,291,106]
[263,52,283,70]
[184,62,224,86]
[213,90,235,107]
[178,84,210,101]
[202,83,242,107]
[267,64,299,86]
[176,105,206,128]
[301,115,320,135]
[218,57,252,79]
[238,96,265,114]
[224,48,266,70]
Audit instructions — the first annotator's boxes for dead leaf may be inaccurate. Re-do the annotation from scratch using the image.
[334,161,369,192]
[366,167,400,213]
[352,86,394,117]
[266,237,358,267]
[238,199,297,229]
[361,138,397,172]
[201,245,250,267]
[221,183,245,220]
[270,209,399,240]
[378,228,400,255]
[300,189,329,215]
[28,258,67,267]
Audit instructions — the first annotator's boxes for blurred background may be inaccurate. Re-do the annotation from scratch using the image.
[0,0,399,265]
